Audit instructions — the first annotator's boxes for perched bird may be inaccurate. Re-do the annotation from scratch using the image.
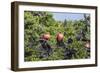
[76,30,85,41]
[76,34,82,41]
[67,38,73,44]
[42,33,51,40]
[64,48,76,59]
[56,33,64,41]
[84,41,90,49]
[84,41,90,58]
[39,39,52,58]
[56,33,65,48]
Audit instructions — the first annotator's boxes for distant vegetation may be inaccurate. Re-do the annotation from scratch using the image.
[24,11,90,61]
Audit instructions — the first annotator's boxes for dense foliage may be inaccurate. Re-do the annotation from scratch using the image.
[24,11,90,61]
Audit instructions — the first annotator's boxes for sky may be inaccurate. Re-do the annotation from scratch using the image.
[52,12,89,21]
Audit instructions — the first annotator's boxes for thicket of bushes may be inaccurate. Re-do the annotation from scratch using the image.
[24,11,90,61]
